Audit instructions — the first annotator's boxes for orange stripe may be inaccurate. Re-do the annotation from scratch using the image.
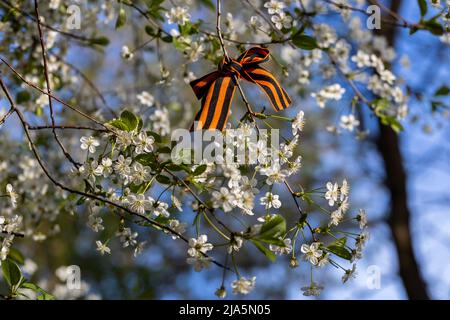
[250,68,290,107]
[218,86,236,131]
[255,79,285,111]
[198,83,215,129]
[210,77,231,129]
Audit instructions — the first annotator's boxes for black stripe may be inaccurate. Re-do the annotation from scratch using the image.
[257,83,280,111]
[243,54,269,66]
[282,87,291,104]
[203,77,224,129]
[250,72,288,109]
[230,61,243,73]
[217,82,236,131]
[194,105,202,121]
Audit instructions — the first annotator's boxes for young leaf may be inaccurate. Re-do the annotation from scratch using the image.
[120,110,139,132]
[329,237,347,248]
[418,0,427,17]
[423,19,444,36]
[22,282,55,300]
[2,258,22,287]
[7,248,25,265]
[435,85,450,96]
[193,164,207,176]
[292,34,319,50]
[135,153,157,166]
[327,245,352,260]
[156,175,171,185]
[199,0,215,10]
[250,239,276,262]
[145,25,155,36]
[16,90,31,104]
[115,7,127,29]
[147,131,162,143]
[90,36,110,46]
[255,215,286,245]
[107,118,128,131]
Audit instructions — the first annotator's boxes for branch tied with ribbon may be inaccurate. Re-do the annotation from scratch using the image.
[190,47,292,131]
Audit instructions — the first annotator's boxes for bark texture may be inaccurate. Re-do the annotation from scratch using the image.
[372,0,430,299]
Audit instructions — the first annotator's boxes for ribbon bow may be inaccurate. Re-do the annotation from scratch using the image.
[190,47,291,131]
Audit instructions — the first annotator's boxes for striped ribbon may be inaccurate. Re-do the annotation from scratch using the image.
[190,47,291,131]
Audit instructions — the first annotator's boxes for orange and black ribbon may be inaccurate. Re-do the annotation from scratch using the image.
[190,47,291,131]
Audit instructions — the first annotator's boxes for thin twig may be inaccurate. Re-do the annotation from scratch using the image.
[164,169,232,234]
[28,125,107,132]
[1,231,25,238]
[216,0,256,118]
[0,107,14,125]
[0,0,101,45]
[0,76,230,273]
[34,0,79,168]
[0,58,107,128]
[49,52,116,118]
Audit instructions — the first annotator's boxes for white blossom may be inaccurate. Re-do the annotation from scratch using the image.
[96,241,111,255]
[260,192,282,209]
[137,91,154,107]
[188,235,213,257]
[165,7,191,26]
[301,242,323,265]
[231,276,256,295]
[80,136,100,154]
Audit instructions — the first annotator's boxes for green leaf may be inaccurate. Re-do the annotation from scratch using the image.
[373,98,390,114]
[135,153,157,166]
[146,0,165,21]
[136,117,144,132]
[145,25,155,36]
[22,282,55,300]
[255,215,286,245]
[146,0,165,9]
[423,19,444,35]
[90,36,110,46]
[7,248,25,265]
[381,115,404,133]
[120,110,139,132]
[193,164,207,176]
[157,146,171,154]
[156,175,171,185]
[418,0,427,17]
[199,0,215,10]
[435,85,450,96]
[16,90,31,104]
[115,7,127,29]
[292,34,319,50]
[147,131,162,143]
[329,237,347,248]
[164,163,183,171]
[161,35,173,43]
[250,239,276,262]
[327,245,352,260]
[2,259,22,287]
[107,118,129,131]
[76,196,86,206]
[431,100,447,112]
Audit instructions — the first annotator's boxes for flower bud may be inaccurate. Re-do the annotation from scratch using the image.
[215,286,227,299]
[290,257,299,268]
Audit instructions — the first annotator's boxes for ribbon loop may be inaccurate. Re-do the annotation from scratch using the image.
[190,47,291,131]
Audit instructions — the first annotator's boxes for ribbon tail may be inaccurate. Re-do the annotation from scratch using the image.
[190,76,236,131]
[247,67,291,111]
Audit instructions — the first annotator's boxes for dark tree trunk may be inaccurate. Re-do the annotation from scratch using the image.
[371,0,430,299]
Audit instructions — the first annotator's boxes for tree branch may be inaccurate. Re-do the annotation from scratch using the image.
[0,76,230,273]
[34,0,80,168]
